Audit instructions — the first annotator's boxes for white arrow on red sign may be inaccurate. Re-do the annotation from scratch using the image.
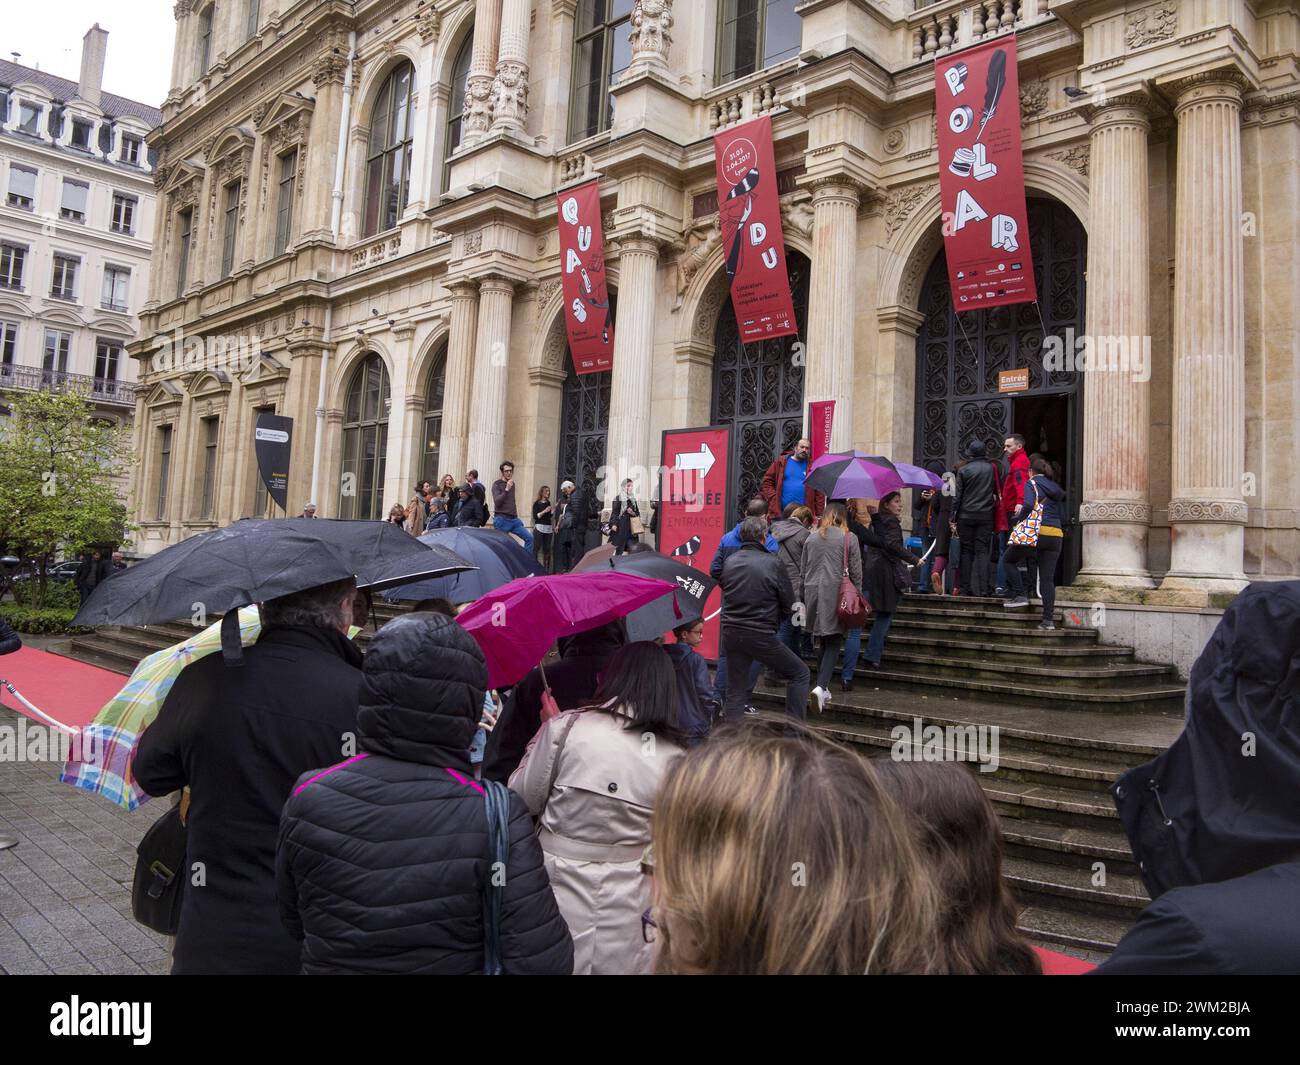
[674,442,716,479]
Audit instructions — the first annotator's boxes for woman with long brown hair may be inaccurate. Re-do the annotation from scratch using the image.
[648,726,941,974]
[871,760,1090,973]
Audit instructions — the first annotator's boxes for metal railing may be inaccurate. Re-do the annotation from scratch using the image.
[0,363,138,407]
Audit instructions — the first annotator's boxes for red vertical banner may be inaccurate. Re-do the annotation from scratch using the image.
[934,36,1037,311]
[659,426,731,660]
[808,400,835,463]
[713,115,798,343]
[556,180,614,373]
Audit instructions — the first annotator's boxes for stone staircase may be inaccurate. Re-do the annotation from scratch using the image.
[751,591,1186,963]
[56,594,1185,964]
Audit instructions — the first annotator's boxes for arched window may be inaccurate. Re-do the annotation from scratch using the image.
[716,0,800,85]
[442,35,473,192]
[363,61,415,237]
[421,345,447,484]
[338,354,391,520]
[569,0,633,143]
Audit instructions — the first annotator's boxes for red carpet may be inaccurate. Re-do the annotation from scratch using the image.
[0,647,124,733]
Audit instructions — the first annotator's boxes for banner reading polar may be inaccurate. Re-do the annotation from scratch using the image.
[713,114,798,343]
[556,179,614,374]
[934,35,1037,311]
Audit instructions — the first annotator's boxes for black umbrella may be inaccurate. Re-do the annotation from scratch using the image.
[574,551,718,642]
[73,519,476,642]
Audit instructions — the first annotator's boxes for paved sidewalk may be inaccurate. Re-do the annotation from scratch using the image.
[0,703,171,975]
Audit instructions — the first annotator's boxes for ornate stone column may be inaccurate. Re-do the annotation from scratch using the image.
[1160,71,1249,594]
[463,0,503,145]
[489,0,530,134]
[604,235,662,506]
[171,1,193,96]
[1076,94,1155,588]
[439,281,480,480]
[804,177,863,451]
[624,0,674,80]
[465,275,516,479]
[303,42,349,242]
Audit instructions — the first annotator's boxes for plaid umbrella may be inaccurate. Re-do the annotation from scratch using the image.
[59,607,362,810]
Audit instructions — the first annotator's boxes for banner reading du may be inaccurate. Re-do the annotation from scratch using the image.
[713,115,798,343]
[556,180,614,374]
[935,36,1037,311]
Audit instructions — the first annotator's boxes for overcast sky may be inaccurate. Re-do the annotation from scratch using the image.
[6,1,175,108]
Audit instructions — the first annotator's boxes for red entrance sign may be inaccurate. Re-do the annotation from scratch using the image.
[934,36,1037,311]
[556,179,614,373]
[658,425,732,660]
[713,115,799,343]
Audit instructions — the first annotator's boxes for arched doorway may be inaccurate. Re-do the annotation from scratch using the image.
[913,196,1086,579]
[710,249,810,514]
[421,343,447,484]
[338,353,391,520]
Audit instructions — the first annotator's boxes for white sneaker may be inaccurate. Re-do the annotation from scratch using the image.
[809,686,829,714]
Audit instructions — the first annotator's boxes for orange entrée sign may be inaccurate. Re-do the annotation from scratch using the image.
[999,368,1030,393]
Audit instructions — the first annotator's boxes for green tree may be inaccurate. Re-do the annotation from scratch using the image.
[0,390,134,608]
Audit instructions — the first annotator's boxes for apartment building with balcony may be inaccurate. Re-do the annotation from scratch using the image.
[0,25,160,426]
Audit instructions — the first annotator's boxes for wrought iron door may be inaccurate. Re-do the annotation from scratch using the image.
[711,250,810,513]
[557,353,611,501]
[914,198,1085,468]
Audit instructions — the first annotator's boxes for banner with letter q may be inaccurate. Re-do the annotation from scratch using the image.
[556,180,614,374]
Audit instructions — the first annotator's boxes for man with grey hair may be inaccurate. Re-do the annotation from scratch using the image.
[135,576,364,974]
[717,516,809,724]
[300,503,318,518]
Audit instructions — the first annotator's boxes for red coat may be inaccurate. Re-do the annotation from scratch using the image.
[760,451,819,520]
[997,448,1031,533]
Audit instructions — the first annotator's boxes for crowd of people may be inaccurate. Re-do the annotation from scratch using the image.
[125,439,1297,977]
[130,566,1297,975]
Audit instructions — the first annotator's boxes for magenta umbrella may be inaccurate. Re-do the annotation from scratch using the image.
[456,572,677,688]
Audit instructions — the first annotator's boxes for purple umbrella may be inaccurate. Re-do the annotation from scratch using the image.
[806,452,905,500]
[895,462,945,490]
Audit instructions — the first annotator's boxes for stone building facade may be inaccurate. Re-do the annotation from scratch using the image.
[129,0,1299,603]
[0,26,159,431]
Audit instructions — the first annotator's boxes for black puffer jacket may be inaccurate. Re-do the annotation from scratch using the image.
[275,613,573,974]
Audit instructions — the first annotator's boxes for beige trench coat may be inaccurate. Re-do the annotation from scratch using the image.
[510,704,683,975]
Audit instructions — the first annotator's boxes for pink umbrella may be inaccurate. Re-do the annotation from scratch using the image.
[456,572,677,689]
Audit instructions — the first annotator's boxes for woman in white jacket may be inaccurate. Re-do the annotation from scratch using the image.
[510,642,685,975]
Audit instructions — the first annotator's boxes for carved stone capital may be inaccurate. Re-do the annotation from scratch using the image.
[1169,69,1251,114]
[173,0,194,18]
[489,61,529,130]
[1079,500,1152,525]
[1166,498,1248,524]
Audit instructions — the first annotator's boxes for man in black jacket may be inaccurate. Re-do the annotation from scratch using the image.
[953,440,997,597]
[555,479,588,572]
[718,517,809,724]
[134,577,364,975]
[1097,581,1300,974]
[276,613,573,974]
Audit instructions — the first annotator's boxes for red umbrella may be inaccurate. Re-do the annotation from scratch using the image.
[456,572,676,689]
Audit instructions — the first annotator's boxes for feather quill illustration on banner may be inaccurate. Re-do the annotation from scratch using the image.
[975,48,1007,142]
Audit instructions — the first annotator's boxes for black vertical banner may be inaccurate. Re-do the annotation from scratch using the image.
[254,412,293,513]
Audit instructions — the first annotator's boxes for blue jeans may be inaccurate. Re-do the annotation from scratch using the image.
[995,531,1009,592]
[863,611,894,666]
[493,515,534,553]
[916,537,935,592]
[841,627,863,682]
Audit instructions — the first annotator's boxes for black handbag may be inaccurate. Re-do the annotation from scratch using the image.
[481,779,513,975]
[131,803,187,935]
